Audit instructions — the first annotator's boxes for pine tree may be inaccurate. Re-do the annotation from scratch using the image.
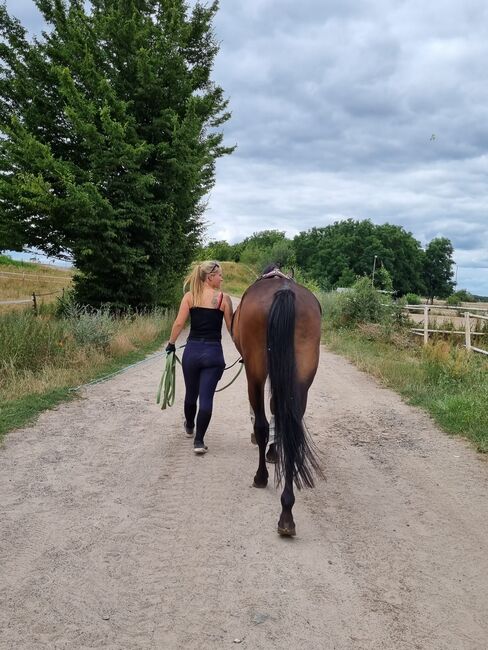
[0,1,233,307]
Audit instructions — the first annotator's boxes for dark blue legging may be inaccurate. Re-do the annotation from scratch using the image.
[182,340,225,442]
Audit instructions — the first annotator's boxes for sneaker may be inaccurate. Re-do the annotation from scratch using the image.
[193,440,208,455]
[184,421,194,437]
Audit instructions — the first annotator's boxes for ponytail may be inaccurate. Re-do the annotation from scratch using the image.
[184,260,221,306]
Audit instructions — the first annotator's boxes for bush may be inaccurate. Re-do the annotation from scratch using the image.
[340,277,391,326]
[291,267,322,293]
[55,288,78,317]
[405,292,422,305]
[447,289,475,306]
[317,290,344,327]
[68,307,115,349]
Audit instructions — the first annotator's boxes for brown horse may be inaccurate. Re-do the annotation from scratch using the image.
[232,266,323,536]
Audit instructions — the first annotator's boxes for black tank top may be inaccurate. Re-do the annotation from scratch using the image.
[188,307,224,341]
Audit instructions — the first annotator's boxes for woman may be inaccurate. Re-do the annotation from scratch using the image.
[166,261,234,454]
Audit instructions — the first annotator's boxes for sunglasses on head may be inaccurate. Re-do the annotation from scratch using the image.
[209,262,219,273]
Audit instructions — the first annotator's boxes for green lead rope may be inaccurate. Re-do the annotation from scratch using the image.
[156,351,244,409]
[156,351,182,410]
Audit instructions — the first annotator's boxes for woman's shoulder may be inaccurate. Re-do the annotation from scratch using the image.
[183,291,193,306]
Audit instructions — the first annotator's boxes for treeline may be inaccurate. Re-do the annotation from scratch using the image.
[200,220,459,301]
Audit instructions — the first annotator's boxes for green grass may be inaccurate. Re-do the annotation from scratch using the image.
[221,261,256,297]
[323,328,488,453]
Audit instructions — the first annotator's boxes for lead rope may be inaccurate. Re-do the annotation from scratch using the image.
[156,349,243,409]
[215,360,244,392]
[156,351,182,410]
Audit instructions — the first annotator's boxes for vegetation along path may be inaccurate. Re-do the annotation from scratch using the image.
[1,307,487,649]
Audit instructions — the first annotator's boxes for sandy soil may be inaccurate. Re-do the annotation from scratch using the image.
[1,307,487,649]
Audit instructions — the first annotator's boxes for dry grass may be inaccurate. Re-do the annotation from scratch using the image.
[119,318,161,345]
[0,261,73,314]
[220,261,256,297]
[1,346,107,402]
[0,308,173,404]
[109,334,137,356]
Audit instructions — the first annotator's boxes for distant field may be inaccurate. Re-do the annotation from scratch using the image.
[0,256,73,313]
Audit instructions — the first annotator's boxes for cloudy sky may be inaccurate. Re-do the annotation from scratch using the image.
[7,0,488,293]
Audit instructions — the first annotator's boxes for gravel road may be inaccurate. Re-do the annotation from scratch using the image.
[1,310,487,649]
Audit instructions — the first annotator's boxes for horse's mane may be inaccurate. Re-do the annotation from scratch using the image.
[262,262,281,275]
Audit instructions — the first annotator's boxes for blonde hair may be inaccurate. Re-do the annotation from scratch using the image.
[184,260,221,307]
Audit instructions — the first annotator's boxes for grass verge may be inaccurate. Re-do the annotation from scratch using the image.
[323,327,488,453]
[0,310,173,442]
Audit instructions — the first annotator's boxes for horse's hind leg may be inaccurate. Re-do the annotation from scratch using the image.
[277,382,312,536]
[278,471,296,536]
[249,379,269,488]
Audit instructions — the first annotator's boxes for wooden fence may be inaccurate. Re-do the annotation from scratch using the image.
[0,289,65,313]
[405,304,488,356]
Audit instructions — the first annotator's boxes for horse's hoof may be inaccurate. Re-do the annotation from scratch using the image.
[277,525,296,537]
[253,478,268,488]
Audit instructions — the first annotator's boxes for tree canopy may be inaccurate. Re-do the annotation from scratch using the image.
[0,0,233,307]
[201,221,457,300]
[293,219,426,295]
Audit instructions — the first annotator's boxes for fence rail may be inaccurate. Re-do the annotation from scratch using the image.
[0,270,72,282]
[404,304,488,356]
[0,288,65,312]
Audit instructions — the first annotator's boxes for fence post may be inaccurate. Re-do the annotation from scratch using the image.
[465,312,472,351]
[32,292,37,315]
[423,305,429,345]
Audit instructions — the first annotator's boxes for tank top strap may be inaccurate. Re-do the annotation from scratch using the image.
[217,292,224,309]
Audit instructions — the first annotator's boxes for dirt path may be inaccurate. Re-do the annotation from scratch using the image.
[1,313,487,649]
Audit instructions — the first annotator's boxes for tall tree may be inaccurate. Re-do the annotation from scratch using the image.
[423,237,455,303]
[0,0,233,307]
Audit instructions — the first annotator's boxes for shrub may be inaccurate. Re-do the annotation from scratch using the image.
[68,307,115,349]
[318,290,345,328]
[405,292,422,305]
[447,289,475,306]
[340,277,390,326]
[55,288,78,317]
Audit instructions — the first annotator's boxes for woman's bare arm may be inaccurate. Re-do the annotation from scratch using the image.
[168,293,191,344]
[223,294,234,334]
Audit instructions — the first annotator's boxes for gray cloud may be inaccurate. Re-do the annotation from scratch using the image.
[7,0,488,293]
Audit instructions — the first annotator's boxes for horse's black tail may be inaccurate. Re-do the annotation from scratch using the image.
[267,288,321,489]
